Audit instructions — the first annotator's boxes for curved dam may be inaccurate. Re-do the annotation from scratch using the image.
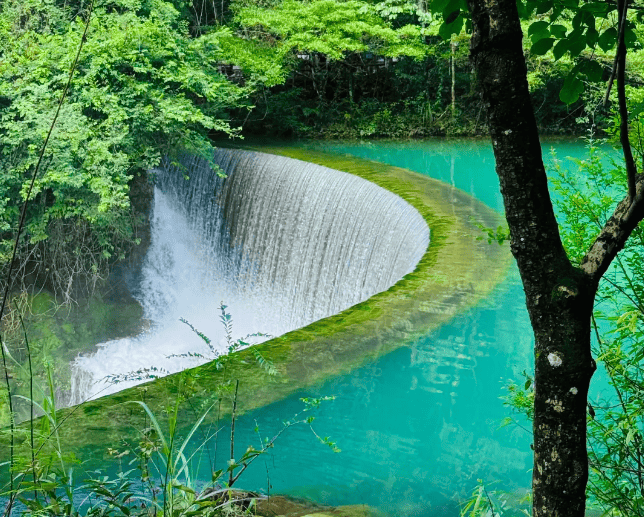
[70,149,429,402]
[32,143,514,493]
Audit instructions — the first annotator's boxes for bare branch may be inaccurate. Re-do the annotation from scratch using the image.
[604,0,629,106]
[616,0,638,201]
[581,175,644,284]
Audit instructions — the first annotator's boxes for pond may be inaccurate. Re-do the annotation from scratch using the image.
[14,137,616,517]
[186,137,615,517]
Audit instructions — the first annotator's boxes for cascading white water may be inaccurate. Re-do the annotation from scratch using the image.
[69,149,430,405]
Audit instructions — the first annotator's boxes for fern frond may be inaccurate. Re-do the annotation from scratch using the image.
[251,348,278,376]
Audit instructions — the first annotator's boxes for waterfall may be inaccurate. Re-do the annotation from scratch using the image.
[69,149,430,404]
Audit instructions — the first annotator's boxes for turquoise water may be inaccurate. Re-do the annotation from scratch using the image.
[0,138,624,515]
[220,283,534,516]
[193,138,619,516]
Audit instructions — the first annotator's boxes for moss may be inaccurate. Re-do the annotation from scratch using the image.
[3,147,512,464]
[30,293,55,315]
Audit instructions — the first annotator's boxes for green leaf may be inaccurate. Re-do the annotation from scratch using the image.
[582,2,610,16]
[572,9,594,29]
[560,72,584,104]
[171,482,196,494]
[530,37,555,55]
[535,0,553,14]
[531,29,551,44]
[585,26,598,47]
[431,0,452,14]
[443,8,460,24]
[630,101,644,118]
[552,38,570,60]
[581,60,603,82]
[252,348,279,375]
[441,0,464,17]
[625,27,638,47]
[598,27,617,51]
[525,0,541,16]
[528,21,549,36]
[550,24,567,38]
[438,14,464,40]
[567,31,587,57]
[572,11,583,29]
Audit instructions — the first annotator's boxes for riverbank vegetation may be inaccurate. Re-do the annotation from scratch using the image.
[463,142,644,516]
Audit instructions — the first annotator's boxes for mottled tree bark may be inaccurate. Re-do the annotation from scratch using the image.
[464,0,644,515]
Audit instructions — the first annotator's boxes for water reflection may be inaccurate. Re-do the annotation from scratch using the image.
[203,267,532,517]
[203,139,561,515]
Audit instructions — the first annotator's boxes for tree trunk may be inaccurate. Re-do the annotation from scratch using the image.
[464,0,597,514]
[530,289,596,517]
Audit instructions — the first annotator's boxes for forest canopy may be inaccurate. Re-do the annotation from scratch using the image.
[0,0,246,298]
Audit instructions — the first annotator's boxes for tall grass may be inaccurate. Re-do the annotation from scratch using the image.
[1,303,339,517]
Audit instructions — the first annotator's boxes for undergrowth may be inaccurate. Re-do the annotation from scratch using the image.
[1,307,339,517]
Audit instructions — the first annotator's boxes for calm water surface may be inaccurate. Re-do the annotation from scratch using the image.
[198,138,617,516]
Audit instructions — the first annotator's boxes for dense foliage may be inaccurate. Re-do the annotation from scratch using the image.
[1,0,642,301]
[551,145,644,516]
[0,0,439,299]
[0,0,249,299]
[3,0,635,304]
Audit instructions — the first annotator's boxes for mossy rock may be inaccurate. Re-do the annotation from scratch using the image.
[256,495,379,517]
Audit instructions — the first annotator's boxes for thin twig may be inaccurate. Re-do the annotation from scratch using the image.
[0,334,16,517]
[254,418,271,501]
[605,0,630,106]
[615,0,638,201]
[483,486,497,517]
[17,311,37,503]
[228,380,239,487]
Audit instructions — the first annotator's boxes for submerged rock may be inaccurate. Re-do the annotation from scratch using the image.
[256,495,380,517]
